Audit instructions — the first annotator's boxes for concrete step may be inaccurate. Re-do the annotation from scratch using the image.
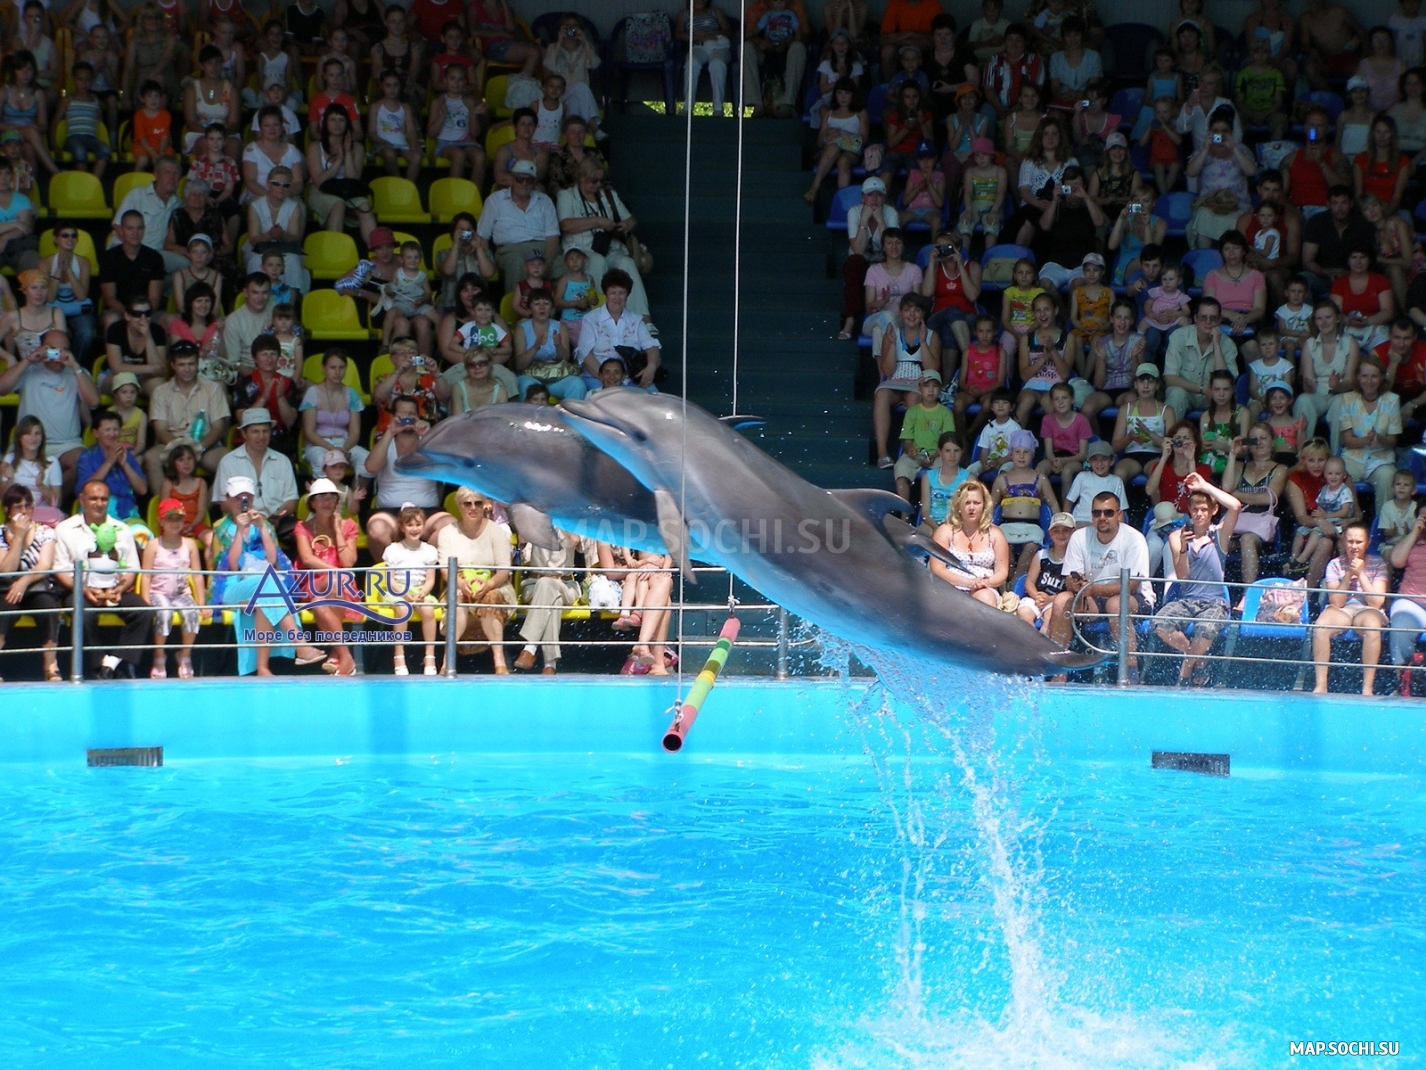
[619,168,809,200]
[645,274,838,303]
[629,193,813,225]
[605,114,804,147]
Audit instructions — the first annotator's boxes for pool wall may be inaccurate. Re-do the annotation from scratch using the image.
[2,678,1423,773]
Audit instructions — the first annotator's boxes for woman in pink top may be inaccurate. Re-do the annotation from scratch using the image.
[1388,509,1426,685]
[1202,230,1266,360]
[861,228,923,357]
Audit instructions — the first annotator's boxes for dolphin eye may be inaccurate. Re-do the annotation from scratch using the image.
[631,429,647,443]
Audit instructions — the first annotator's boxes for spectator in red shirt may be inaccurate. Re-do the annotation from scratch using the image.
[879,82,934,188]
[408,0,465,45]
[982,24,1046,116]
[1352,115,1411,216]
[306,57,363,141]
[1377,316,1426,420]
[880,0,942,74]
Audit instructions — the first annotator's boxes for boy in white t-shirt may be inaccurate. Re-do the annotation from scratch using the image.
[380,503,440,675]
[966,388,1020,477]
[1274,276,1313,364]
[1064,441,1128,526]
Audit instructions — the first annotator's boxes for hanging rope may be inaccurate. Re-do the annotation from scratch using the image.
[673,0,698,704]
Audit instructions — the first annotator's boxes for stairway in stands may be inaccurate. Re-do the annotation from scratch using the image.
[606,113,872,489]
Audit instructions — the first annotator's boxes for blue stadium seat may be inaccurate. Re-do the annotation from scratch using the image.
[826,184,862,231]
[1161,191,1194,238]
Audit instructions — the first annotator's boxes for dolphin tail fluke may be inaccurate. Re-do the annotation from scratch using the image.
[1041,649,1109,671]
[507,503,562,551]
[653,487,698,586]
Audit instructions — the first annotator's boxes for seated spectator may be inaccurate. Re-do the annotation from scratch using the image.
[1037,381,1091,484]
[556,159,650,320]
[0,329,98,496]
[1242,0,1298,85]
[140,498,205,679]
[371,336,450,432]
[1047,16,1101,110]
[168,185,234,281]
[167,281,225,378]
[427,63,487,185]
[1334,355,1401,511]
[1295,300,1360,431]
[115,156,186,272]
[294,478,360,677]
[0,158,38,273]
[1331,246,1395,351]
[299,349,366,475]
[919,430,969,527]
[1006,116,1076,250]
[367,70,422,184]
[1145,420,1214,573]
[1202,232,1267,361]
[1017,509,1074,629]
[213,408,299,532]
[982,23,1044,118]
[37,224,96,363]
[1186,119,1257,251]
[1046,491,1155,678]
[873,292,941,468]
[1312,521,1388,694]
[1174,66,1239,153]
[435,486,516,674]
[223,273,276,373]
[450,347,508,411]
[1028,167,1105,286]
[1389,66,1426,155]
[514,289,584,401]
[52,479,148,679]
[1013,291,1071,427]
[0,415,63,523]
[1284,437,1337,586]
[244,166,308,292]
[1379,316,1426,421]
[838,177,899,340]
[1388,510,1426,683]
[1301,186,1377,296]
[0,482,61,680]
[862,228,922,358]
[98,210,166,331]
[145,339,230,488]
[0,268,65,366]
[75,409,146,520]
[991,429,1059,575]
[376,503,440,676]
[1221,424,1290,586]
[0,51,58,178]
[742,0,809,119]
[930,480,1011,608]
[879,82,935,188]
[208,475,327,676]
[102,296,166,396]
[435,216,481,308]
[1154,474,1240,685]
[1357,26,1405,112]
[1163,297,1241,417]
[514,527,583,674]
[804,78,866,204]
[609,548,676,675]
[182,46,241,155]
[1354,116,1410,219]
[363,396,444,561]
[1359,195,1421,311]
[157,443,212,554]
[491,108,547,191]
[1235,38,1289,140]
[1068,80,1118,169]
[574,269,661,389]
[477,158,560,287]
[241,105,306,204]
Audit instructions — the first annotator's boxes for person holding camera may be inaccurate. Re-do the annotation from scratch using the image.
[920,229,981,358]
[556,157,650,319]
[436,213,482,308]
[1185,113,1256,249]
[371,335,450,432]
[0,328,100,500]
[1153,472,1240,686]
[363,395,444,562]
[1029,166,1105,286]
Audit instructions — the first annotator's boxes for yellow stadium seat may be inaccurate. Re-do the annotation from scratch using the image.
[483,74,512,119]
[301,290,372,343]
[47,171,110,218]
[388,231,431,273]
[484,120,514,159]
[429,177,482,223]
[422,137,453,169]
[112,170,154,208]
[369,175,431,224]
[499,292,515,324]
[367,351,396,394]
[38,228,100,276]
[303,231,359,280]
[302,348,370,402]
[53,119,111,159]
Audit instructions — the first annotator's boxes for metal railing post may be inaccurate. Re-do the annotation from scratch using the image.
[70,560,84,683]
[775,607,789,680]
[444,556,459,678]
[1116,568,1130,686]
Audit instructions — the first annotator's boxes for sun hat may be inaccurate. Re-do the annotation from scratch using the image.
[955,84,979,101]
[1346,75,1370,92]
[1151,501,1185,530]
[109,372,140,392]
[971,137,995,155]
[861,176,886,195]
[306,478,341,498]
[239,408,273,428]
[1008,429,1038,451]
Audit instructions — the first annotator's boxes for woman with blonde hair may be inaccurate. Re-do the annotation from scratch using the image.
[931,480,1011,608]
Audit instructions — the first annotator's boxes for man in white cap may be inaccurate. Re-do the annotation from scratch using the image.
[0,328,99,498]
[476,158,560,285]
[213,408,299,521]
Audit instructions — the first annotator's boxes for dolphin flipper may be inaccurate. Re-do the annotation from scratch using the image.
[880,515,979,575]
[507,503,562,551]
[653,487,698,586]
[828,488,913,526]
[1043,649,1109,671]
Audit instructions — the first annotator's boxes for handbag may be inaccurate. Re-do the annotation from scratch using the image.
[615,344,669,384]
[861,142,884,172]
[1234,486,1280,542]
[625,232,653,275]
[1254,578,1307,623]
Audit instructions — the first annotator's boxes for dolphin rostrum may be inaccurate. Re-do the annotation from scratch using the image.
[560,391,1101,677]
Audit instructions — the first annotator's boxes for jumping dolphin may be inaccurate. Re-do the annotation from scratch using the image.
[560,392,1101,677]
[392,406,670,552]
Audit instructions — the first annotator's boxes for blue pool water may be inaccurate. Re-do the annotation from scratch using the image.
[1,677,1422,1068]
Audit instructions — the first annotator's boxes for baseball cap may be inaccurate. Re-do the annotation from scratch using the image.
[0,130,19,144]
[510,158,538,178]
[915,140,937,158]
[1265,382,1294,399]
[239,408,273,428]
[921,369,943,384]
[322,449,349,468]
[1346,75,1370,91]
[861,176,886,195]
[158,497,186,517]
[368,227,396,249]
[1049,512,1077,530]
[1086,440,1114,458]
[1105,132,1128,149]
[525,248,547,261]
[224,475,256,497]
[1135,362,1160,379]
[1082,252,1106,268]
[971,137,995,155]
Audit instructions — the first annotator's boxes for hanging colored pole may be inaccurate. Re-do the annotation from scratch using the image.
[662,616,741,752]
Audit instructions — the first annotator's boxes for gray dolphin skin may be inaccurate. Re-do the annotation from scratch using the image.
[560,392,1101,677]
[392,407,668,553]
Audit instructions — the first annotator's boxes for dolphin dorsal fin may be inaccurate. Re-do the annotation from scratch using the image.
[827,488,912,525]
[653,487,698,586]
[507,503,562,551]
[881,515,978,576]
[718,414,765,431]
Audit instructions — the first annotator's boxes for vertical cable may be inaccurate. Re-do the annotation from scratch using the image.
[674,0,697,702]
[731,14,746,419]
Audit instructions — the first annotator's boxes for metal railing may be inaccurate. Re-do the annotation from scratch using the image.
[0,560,816,681]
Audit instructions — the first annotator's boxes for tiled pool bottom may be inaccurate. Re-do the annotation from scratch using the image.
[1,679,1422,1068]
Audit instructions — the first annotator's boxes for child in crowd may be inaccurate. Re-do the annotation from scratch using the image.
[1289,455,1359,573]
[1111,364,1174,483]
[1393,0,1426,66]
[1247,325,1295,416]
[1037,381,1091,485]
[0,132,34,193]
[886,44,930,97]
[1274,275,1313,364]
[533,73,566,152]
[368,70,423,182]
[382,503,441,675]
[1262,383,1306,463]
[261,251,296,310]
[1003,82,1046,174]
[1070,81,1119,168]
[307,56,363,141]
[920,431,969,529]
[524,381,551,404]
[554,246,597,344]
[1235,38,1288,140]
[967,388,1022,477]
[173,233,226,317]
[968,0,1010,64]
[894,370,956,504]
[131,79,172,172]
[946,86,992,176]
[1000,258,1045,358]
[158,445,211,553]
[1138,261,1192,349]
[140,498,205,680]
[1,50,58,176]
[1068,252,1112,376]
[250,78,302,138]
[321,449,365,517]
[1084,298,1144,416]
[957,138,1006,242]
[384,241,441,354]
[269,303,304,382]
[880,82,934,188]
[1125,243,1165,323]
[430,20,479,89]
[901,143,945,230]
[1015,292,1073,426]
[55,61,109,177]
[427,63,487,183]
[753,0,800,88]
[1336,76,1374,157]
[954,313,1009,437]
[190,124,241,226]
[992,429,1060,577]
[1017,511,1074,629]
[1064,441,1127,526]
[319,27,360,95]
[1141,96,1183,195]
[513,248,553,320]
[75,23,123,136]
[1378,469,1419,565]
[1253,200,1284,264]
[109,373,147,453]
[250,20,302,111]
[1198,369,1250,476]
[456,295,512,366]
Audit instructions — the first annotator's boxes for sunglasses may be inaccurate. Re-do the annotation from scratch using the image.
[1091,508,1118,517]
[57,231,77,239]
[270,181,291,188]
[128,308,151,316]
[460,499,486,508]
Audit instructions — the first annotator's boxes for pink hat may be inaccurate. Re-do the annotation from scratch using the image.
[971,137,995,156]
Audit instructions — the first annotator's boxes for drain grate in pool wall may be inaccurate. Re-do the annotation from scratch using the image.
[87,747,163,767]
[1152,751,1229,777]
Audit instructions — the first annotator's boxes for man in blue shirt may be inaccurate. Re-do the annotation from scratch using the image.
[75,407,148,520]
